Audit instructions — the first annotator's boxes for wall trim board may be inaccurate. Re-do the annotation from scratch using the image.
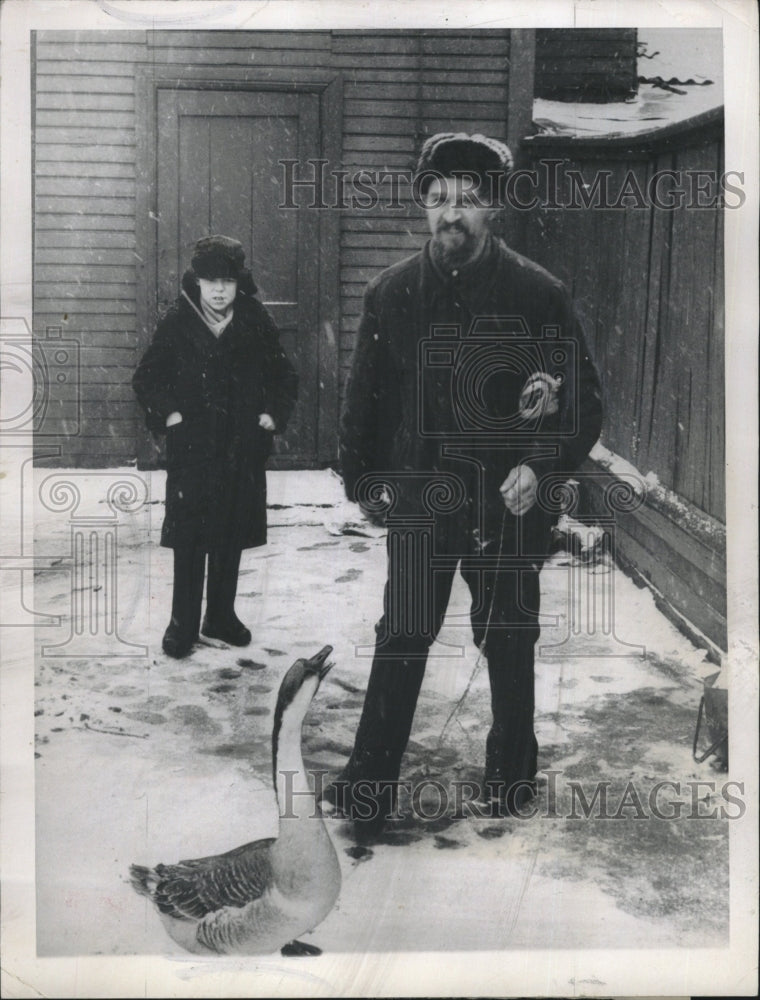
[524,105,724,159]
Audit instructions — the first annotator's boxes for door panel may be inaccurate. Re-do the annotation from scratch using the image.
[157,88,321,467]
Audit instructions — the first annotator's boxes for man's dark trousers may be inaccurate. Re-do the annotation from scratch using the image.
[341,516,542,822]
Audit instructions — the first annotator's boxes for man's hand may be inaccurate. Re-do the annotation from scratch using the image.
[499,464,538,516]
[166,411,183,427]
[258,413,275,431]
[358,485,391,527]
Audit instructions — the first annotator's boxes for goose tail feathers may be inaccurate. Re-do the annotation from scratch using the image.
[129,863,159,898]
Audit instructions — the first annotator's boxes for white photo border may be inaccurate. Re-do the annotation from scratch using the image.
[1,1,757,997]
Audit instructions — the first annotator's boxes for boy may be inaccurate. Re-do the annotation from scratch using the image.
[133,235,298,658]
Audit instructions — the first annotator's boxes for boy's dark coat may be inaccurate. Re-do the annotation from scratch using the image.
[133,273,298,550]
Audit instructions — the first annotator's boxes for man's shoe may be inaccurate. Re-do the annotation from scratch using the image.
[318,778,352,817]
[481,776,537,818]
[162,619,195,659]
[319,774,395,841]
[201,614,252,647]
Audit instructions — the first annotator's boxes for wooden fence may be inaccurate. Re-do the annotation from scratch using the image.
[517,107,726,653]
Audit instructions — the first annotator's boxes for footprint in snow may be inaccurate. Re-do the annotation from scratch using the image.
[477,825,508,840]
[433,835,463,850]
[124,710,166,725]
[335,568,362,583]
[345,845,374,862]
[237,658,267,670]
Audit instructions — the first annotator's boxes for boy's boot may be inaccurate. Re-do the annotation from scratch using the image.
[202,546,251,646]
[163,545,206,658]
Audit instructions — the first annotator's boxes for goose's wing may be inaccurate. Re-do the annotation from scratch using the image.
[148,838,276,921]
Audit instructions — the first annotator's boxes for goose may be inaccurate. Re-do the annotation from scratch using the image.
[129,645,341,956]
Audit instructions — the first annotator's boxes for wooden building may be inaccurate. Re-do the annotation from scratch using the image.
[32,29,516,469]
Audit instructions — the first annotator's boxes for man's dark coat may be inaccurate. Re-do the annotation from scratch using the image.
[133,272,298,551]
[340,238,603,551]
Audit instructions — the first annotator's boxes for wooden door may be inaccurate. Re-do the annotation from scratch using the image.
[155,88,321,467]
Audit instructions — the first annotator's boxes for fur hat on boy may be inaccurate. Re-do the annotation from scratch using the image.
[191,235,248,281]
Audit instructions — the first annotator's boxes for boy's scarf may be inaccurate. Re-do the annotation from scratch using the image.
[181,289,234,337]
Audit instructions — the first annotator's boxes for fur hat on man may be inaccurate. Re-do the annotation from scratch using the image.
[414,132,514,200]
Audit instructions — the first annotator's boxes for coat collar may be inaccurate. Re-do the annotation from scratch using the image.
[176,279,257,354]
[421,233,502,316]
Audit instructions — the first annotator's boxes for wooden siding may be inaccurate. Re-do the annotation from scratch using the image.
[336,30,510,411]
[33,28,510,467]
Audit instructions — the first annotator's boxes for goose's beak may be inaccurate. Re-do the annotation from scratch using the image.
[306,645,334,680]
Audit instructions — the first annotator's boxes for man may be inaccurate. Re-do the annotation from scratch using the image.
[328,133,603,836]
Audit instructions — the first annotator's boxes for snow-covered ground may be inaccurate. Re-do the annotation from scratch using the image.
[21,468,734,962]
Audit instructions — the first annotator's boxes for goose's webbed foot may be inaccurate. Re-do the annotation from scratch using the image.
[281,939,322,957]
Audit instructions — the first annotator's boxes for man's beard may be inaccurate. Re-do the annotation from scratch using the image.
[431,223,485,271]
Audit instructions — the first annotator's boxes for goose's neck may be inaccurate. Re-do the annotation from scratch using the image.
[271,711,332,894]
[274,713,312,814]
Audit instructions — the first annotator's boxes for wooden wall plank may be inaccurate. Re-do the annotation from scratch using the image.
[36,178,135,197]
[35,248,139,265]
[36,282,136,300]
[331,33,508,55]
[150,30,332,50]
[36,93,134,111]
[36,161,135,179]
[345,118,419,136]
[343,135,417,153]
[144,47,332,67]
[35,127,134,146]
[35,110,135,128]
[36,145,139,164]
[35,214,135,230]
[346,99,505,118]
[35,264,136,284]
[36,73,136,94]
[34,299,137,315]
[32,61,141,77]
[35,41,149,62]
[36,29,146,43]
[35,230,137,248]
[346,81,504,101]
[333,53,508,71]
[343,232,425,249]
